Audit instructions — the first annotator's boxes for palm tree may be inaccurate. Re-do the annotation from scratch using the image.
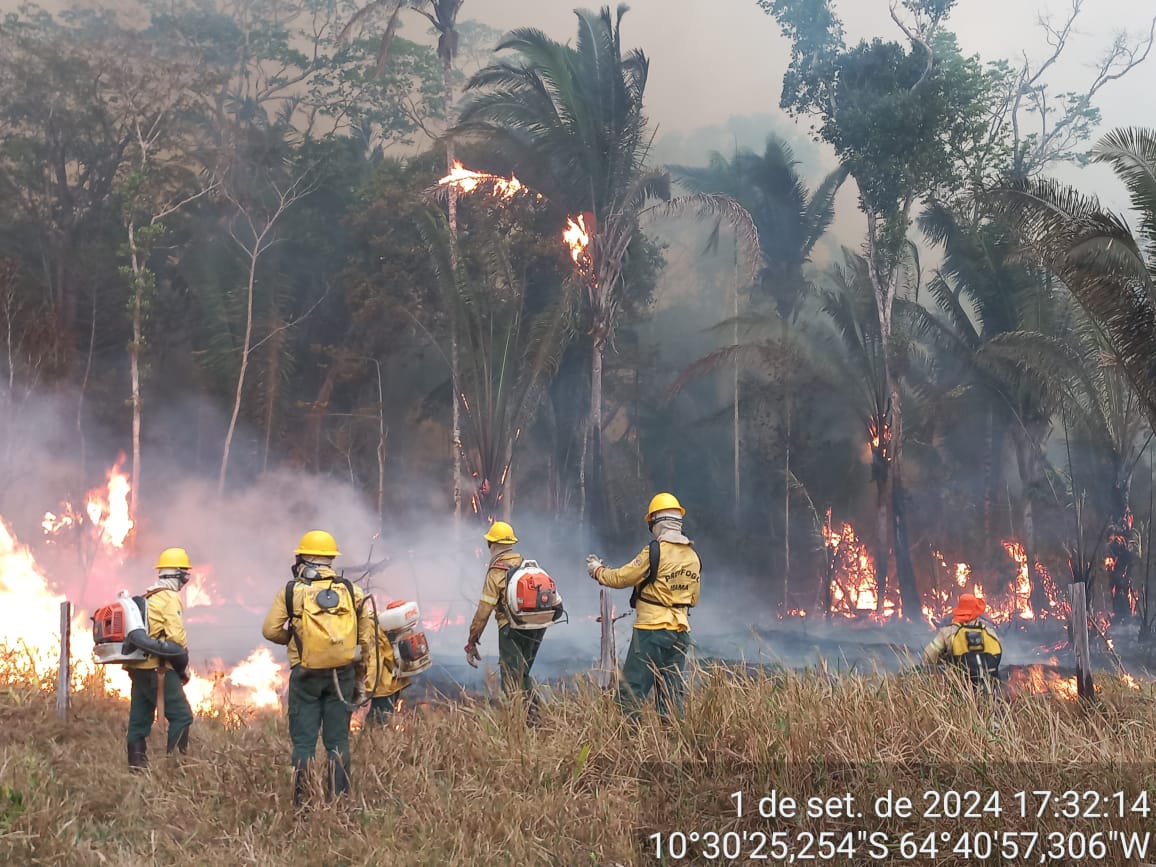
[903,201,1071,614]
[455,4,757,531]
[419,207,577,521]
[671,137,845,583]
[993,128,1156,431]
[674,137,847,320]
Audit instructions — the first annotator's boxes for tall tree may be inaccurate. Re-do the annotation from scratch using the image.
[457,4,757,532]
[762,0,988,618]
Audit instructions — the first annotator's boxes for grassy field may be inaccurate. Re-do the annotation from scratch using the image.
[2,663,1155,866]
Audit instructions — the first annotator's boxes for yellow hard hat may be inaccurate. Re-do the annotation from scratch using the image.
[645,492,685,522]
[155,547,191,570]
[294,530,340,557]
[483,521,517,544]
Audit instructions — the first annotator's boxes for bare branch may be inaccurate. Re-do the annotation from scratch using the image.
[889,0,933,90]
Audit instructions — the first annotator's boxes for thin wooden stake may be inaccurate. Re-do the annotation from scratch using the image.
[56,600,71,721]
[1070,581,1095,701]
[597,588,615,690]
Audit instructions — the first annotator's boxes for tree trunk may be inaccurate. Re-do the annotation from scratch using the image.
[128,219,143,522]
[218,249,258,495]
[589,335,605,531]
[306,363,340,472]
[889,386,921,618]
[783,399,790,607]
[1107,466,1136,622]
[874,466,891,617]
[443,47,462,528]
[1012,429,1050,614]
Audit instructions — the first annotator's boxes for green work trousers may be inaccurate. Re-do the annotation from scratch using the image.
[287,665,356,770]
[497,625,544,696]
[364,693,399,727]
[616,628,691,720]
[127,668,193,746]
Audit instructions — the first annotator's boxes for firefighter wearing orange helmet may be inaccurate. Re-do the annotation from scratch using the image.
[123,547,195,770]
[587,493,701,720]
[919,593,1004,696]
[262,530,375,806]
[464,520,545,725]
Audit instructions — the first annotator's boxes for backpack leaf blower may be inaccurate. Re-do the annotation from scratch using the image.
[379,600,431,678]
[91,590,190,675]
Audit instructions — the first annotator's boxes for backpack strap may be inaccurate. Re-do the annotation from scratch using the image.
[497,557,525,625]
[629,540,662,610]
[285,581,303,660]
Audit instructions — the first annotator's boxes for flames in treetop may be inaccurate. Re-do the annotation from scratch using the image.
[563,212,594,273]
[437,160,530,200]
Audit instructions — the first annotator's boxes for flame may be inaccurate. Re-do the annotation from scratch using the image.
[420,604,468,631]
[2,461,287,718]
[824,522,897,619]
[1007,665,1078,700]
[563,213,595,281]
[86,459,134,549]
[437,160,527,199]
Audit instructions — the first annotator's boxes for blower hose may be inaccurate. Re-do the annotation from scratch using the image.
[331,588,380,712]
[125,630,190,679]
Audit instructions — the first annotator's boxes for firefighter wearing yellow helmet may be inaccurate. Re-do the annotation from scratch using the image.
[586,493,701,720]
[123,547,195,770]
[464,520,545,725]
[261,530,375,806]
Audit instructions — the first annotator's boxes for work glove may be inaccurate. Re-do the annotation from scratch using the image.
[178,668,191,686]
[464,642,481,668]
[351,685,368,706]
[586,554,603,579]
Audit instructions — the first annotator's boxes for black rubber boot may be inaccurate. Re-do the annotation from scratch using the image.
[167,726,190,756]
[327,757,350,800]
[292,765,310,809]
[127,740,148,772]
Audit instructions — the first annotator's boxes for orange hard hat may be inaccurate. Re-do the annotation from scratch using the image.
[952,593,986,624]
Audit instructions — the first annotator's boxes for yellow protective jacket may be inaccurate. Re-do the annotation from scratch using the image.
[597,540,701,632]
[467,549,523,644]
[261,569,374,678]
[366,623,408,699]
[122,587,187,671]
[921,619,1002,667]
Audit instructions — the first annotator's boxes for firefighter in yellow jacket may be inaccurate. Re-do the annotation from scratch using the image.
[261,530,375,805]
[587,493,701,720]
[363,620,408,727]
[464,521,545,724]
[920,593,1005,697]
[123,547,195,770]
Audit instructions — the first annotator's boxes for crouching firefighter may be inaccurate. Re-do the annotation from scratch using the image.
[121,547,196,770]
[464,521,563,726]
[919,593,1005,698]
[261,530,374,806]
[587,493,701,721]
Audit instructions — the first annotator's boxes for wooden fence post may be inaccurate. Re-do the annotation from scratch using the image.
[1070,581,1095,701]
[57,600,71,721]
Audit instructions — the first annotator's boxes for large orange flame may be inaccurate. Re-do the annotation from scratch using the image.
[1,463,288,715]
[437,160,527,199]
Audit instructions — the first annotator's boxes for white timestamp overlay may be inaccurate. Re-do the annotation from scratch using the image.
[639,789,1156,863]
[643,829,1153,863]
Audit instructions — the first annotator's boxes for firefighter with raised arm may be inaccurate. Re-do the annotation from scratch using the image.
[587,493,701,720]
[261,530,375,806]
[919,592,1005,697]
[465,520,561,726]
[122,547,196,770]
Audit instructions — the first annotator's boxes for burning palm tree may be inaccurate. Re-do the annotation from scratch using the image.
[455,5,759,532]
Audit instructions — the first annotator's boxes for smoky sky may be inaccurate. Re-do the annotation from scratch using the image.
[469,0,1155,209]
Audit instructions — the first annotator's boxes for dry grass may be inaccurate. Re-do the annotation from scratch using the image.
[2,661,1155,866]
